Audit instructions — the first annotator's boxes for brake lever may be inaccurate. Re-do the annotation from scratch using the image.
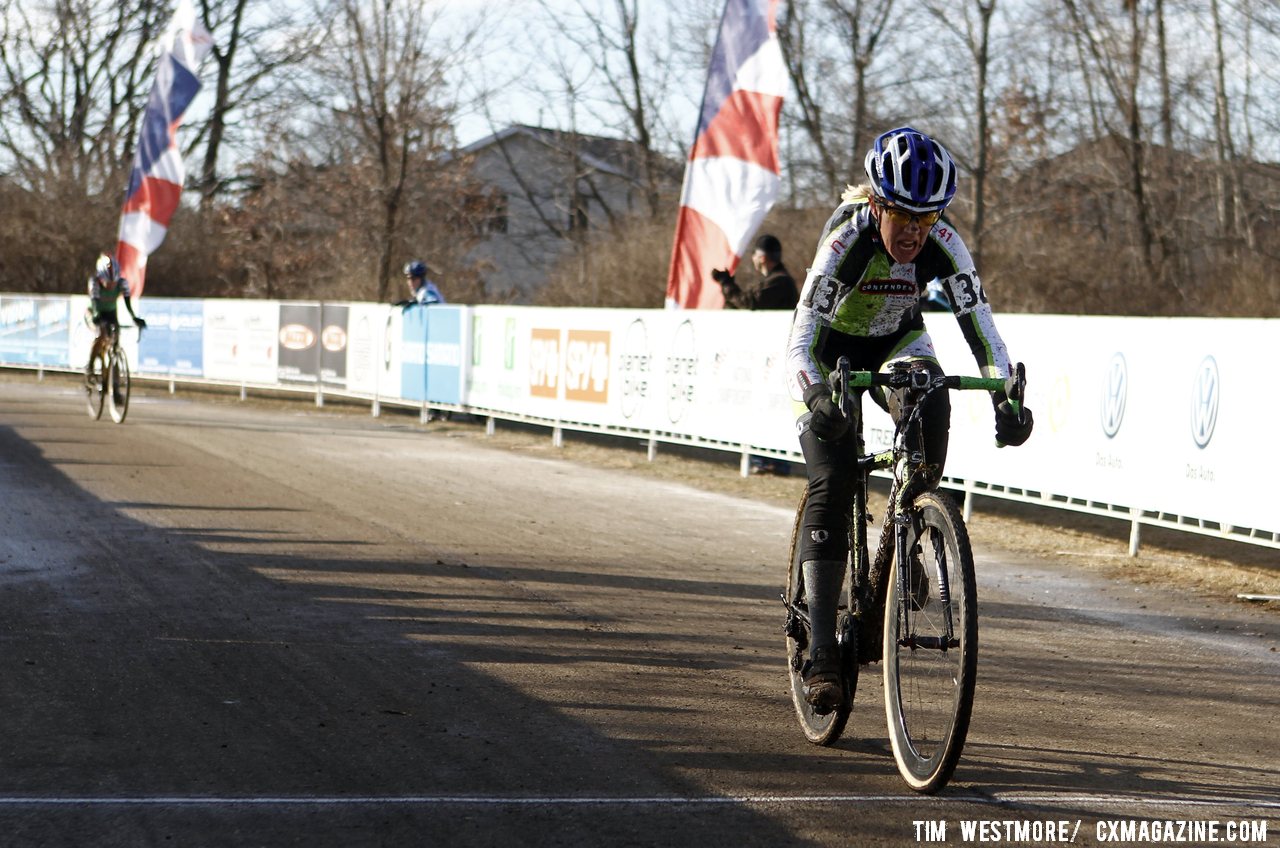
[1004,362,1026,422]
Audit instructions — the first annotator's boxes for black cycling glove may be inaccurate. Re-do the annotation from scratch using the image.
[994,400,1033,446]
[803,383,849,441]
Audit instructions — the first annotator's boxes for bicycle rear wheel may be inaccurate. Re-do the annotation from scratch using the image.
[882,489,977,793]
[785,487,858,745]
[85,353,106,420]
[107,348,131,423]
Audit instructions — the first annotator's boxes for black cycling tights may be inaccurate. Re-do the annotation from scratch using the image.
[797,361,951,564]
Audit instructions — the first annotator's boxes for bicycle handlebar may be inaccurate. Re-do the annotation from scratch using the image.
[833,357,1027,418]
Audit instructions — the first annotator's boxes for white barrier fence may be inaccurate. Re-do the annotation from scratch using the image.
[2,293,1275,553]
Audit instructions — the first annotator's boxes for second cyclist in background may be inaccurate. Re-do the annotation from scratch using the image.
[86,253,145,378]
[403,260,445,306]
[786,127,1034,712]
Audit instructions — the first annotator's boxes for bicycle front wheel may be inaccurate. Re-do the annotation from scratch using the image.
[85,354,106,420]
[882,489,977,793]
[107,348,130,423]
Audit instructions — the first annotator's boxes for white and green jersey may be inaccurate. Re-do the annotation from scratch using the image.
[786,200,1012,403]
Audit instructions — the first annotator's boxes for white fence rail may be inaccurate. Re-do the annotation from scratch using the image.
[2,293,1274,553]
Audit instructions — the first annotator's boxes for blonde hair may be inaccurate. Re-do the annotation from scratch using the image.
[840,183,874,205]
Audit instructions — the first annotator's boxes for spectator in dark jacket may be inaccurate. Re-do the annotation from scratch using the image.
[711,234,798,310]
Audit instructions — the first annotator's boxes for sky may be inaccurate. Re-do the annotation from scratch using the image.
[437,0,718,150]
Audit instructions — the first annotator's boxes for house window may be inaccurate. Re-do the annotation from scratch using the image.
[568,198,588,233]
[488,189,508,234]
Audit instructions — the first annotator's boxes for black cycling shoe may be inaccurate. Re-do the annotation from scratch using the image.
[802,645,843,714]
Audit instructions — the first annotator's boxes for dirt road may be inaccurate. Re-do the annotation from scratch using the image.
[2,378,1277,846]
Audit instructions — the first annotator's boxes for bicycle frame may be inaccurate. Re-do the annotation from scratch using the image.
[830,357,1023,658]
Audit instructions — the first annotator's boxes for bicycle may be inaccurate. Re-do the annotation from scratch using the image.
[84,319,140,424]
[783,356,1025,793]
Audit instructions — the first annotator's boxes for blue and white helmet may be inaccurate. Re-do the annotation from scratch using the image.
[404,260,428,279]
[94,253,119,282]
[863,127,957,213]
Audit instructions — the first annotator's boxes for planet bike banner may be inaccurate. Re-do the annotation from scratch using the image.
[136,297,203,376]
[203,299,278,384]
[277,302,320,384]
[651,310,795,449]
[399,304,466,404]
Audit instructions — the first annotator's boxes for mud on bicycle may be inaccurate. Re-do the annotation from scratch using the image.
[783,356,1026,793]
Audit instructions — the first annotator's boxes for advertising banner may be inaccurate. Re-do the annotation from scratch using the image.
[345,302,394,399]
[320,303,349,388]
[468,308,523,411]
[1,291,1276,541]
[137,298,204,376]
[203,299,278,384]
[400,304,466,404]
[0,296,37,365]
[36,298,71,367]
[277,302,320,384]
[934,314,1273,532]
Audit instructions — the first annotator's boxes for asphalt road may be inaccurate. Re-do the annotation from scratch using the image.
[2,377,1277,847]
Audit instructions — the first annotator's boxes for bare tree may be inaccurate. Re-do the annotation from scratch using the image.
[191,0,325,201]
[0,0,170,288]
[921,0,999,265]
[302,0,462,302]
[777,0,897,199]
[1060,0,1163,287]
[532,0,677,219]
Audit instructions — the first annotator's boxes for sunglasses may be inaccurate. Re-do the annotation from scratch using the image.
[873,200,942,229]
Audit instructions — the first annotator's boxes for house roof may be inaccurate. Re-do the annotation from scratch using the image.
[458,124,681,183]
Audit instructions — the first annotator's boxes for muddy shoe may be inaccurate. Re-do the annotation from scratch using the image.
[802,646,843,714]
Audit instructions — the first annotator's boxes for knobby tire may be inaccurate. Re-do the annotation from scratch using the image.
[882,489,977,793]
[107,346,131,423]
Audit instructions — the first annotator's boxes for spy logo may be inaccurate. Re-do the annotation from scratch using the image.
[1100,353,1127,438]
[1189,356,1219,449]
[809,529,829,544]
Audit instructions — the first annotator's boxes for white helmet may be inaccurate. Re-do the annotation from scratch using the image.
[863,127,957,213]
[94,253,119,282]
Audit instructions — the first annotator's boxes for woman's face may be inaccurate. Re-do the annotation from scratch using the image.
[872,199,940,264]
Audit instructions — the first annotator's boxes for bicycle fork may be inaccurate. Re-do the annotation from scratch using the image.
[893,505,958,653]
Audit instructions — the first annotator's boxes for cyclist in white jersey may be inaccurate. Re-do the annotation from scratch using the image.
[786,127,1034,712]
[85,253,146,376]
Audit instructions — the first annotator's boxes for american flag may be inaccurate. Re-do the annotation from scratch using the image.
[115,0,213,299]
[665,0,786,309]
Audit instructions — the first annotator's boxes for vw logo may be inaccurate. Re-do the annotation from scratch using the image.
[1189,356,1219,449]
[1100,352,1127,438]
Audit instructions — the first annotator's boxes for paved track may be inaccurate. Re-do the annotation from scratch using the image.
[1,378,1277,846]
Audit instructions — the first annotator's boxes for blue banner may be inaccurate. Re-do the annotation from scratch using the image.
[137,298,204,376]
[36,299,70,367]
[0,296,38,365]
[400,304,464,404]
